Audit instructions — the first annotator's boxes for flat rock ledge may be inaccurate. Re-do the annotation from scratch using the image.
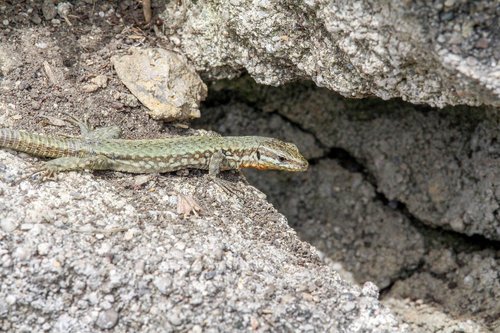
[0,151,405,332]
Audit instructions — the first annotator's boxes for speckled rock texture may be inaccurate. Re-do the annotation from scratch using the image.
[161,0,499,107]
[386,248,500,331]
[197,78,500,330]
[384,298,491,333]
[203,78,500,241]
[0,151,405,332]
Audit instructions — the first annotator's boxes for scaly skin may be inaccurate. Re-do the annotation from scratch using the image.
[0,124,308,177]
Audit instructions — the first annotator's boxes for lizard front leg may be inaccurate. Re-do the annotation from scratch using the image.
[207,150,240,194]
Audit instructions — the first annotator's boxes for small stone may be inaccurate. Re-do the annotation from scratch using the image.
[20,223,33,231]
[0,218,18,232]
[0,302,8,317]
[91,75,108,88]
[104,295,115,303]
[475,37,489,49]
[96,309,119,329]
[450,218,464,232]
[133,175,151,187]
[100,301,112,310]
[13,246,32,261]
[444,0,455,7]
[166,308,183,326]
[361,282,379,298]
[440,11,454,21]
[112,48,206,121]
[5,294,16,305]
[81,83,99,93]
[37,243,51,256]
[134,260,145,275]
[153,276,172,295]
[31,13,42,24]
[123,229,134,241]
[2,255,13,268]
[42,0,57,20]
[342,301,357,312]
[57,2,72,17]
[463,275,474,289]
[190,325,203,333]
[2,20,8,26]
[190,295,203,305]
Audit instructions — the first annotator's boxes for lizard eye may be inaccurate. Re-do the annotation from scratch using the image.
[278,156,287,162]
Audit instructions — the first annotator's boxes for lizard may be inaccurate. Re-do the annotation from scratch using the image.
[0,116,308,184]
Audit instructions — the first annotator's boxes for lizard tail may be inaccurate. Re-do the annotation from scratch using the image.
[0,128,82,158]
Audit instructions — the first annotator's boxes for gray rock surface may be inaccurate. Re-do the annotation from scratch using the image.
[161,0,499,107]
[196,103,426,288]
[384,298,491,333]
[197,81,500,330]
[386,248,500,330]
[204,78,500,241]
[0,151,405,332]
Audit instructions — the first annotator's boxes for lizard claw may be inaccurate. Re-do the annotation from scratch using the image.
[12,165,56,186]
[210,176,242,196]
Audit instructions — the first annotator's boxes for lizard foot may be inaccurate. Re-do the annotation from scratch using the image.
[210,176,242,196]
[14,165,58,185]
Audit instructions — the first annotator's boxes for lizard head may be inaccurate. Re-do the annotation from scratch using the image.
[251,138,309,172]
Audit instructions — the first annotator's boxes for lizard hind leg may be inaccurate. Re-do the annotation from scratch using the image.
[16,155,113,184]
[42,155,113,173]
[61,112,122,140]
[86,125,122,140]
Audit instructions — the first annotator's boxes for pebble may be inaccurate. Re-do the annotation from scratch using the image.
[0,218,18,232]
[123,229,134,241]
[96,309,119,329]
[1,255,13,268]
[361,282,379,298]
[166,308,183,326]
[20,223,33,231]
[134,260,145,275]
[42,0,57,20]
[6,294,17,305]
[37,243,51,256]
[153,276,172,295]
[35,42,48,49]
[475,37,489,49]
[57,2,72,17]
[31,13,42,24]
[100,301,112,310]
[342,301,357,312]
[13,246,32,261]
[190,295,203,306]
[190,325,203,333]
[104,295,115,303]
[463,275,474,289]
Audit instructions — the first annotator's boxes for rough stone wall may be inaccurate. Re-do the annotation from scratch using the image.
[195,78,500,330]
[162,0,499,107]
